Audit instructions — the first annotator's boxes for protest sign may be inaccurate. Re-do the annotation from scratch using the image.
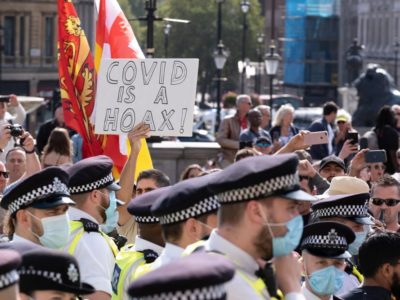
[94,58,199,136]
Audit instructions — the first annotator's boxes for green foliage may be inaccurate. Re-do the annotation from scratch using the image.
[154,0,264,93]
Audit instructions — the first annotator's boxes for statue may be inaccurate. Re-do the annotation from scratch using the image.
[352,64,400,126]
[345,38,364,85]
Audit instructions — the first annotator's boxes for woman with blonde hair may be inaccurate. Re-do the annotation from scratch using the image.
[269,104,299,146]
[41,127,73,168]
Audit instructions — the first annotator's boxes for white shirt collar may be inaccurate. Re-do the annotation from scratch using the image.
[163,242,184,258]
[12,234,38,245]
[205,229,259,274]
[68,207,98,224]
[301,284,333,300]
[134,236,164,255]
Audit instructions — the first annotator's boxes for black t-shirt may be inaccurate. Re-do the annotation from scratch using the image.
[377,125,399,174]
[342,286,392,300]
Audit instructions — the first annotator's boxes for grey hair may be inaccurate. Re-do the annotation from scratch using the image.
[236,94,251,106]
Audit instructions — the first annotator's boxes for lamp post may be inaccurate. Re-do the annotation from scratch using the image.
[265,44,280,119]
[256,33,264,94]
[395,41,400,87]
[214,0,228,132]
[163,23,171,57]
[240,0,250,93]
[0,23,3,82]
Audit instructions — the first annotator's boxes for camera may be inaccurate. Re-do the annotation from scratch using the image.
[8,124,23,137]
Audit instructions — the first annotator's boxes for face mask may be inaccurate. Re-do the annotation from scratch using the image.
[100,191,119,233]
[348,230,368,256]
[28,212,70,249]
[308,265,346,296]
[259,204,304,257]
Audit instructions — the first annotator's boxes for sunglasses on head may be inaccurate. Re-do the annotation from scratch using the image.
[255,142,271,148]
[371,198,400,207]
[0,171,9,178]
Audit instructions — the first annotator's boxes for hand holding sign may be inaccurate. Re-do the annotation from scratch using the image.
[128,122,151,154]
[95,59,199,136]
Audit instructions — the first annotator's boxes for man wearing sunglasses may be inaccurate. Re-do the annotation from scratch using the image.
[369,175,400,232]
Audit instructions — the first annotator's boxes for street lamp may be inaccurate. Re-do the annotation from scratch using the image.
[213,41,229,132]
[240,0,250,93]
[256,33,264,94]
[395,41,400,87]
[265,44,280,116]
[163,23,171,57]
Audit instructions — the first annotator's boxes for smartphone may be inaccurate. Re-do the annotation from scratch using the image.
[365,150,387,163]
[359,137,368,150]
[0,96,10,103]
[304,131,329,146]
[346,132,358,145]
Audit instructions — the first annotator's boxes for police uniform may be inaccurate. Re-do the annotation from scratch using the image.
[145,174,220,271]
[0,167,74,246]
[0,249,21,300]
[127,252,235,300]
[18,248,95,296]
[207,154,316,300]
[112,187,168,300]
[64,155,120,295]
[312,194,374,296]
[299,221,355,300]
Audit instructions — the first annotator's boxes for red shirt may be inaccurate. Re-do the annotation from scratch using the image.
[239,116,248,129]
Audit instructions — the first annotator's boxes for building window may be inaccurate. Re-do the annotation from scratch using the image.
[19,16,25,57]
[4,16,16,56]
[44,16,54,58]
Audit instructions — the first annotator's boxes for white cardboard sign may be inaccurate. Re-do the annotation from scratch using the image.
[94,58,199,136]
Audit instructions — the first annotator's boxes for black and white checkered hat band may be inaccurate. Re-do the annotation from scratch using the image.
[19,266,62,284]
[129,283,226,300]
[159,196,220,225]
[301,234,347,250]
[135,215,159,224]
[8,177,70,214]
[315,204,368,218]
[69,173,114,194]
[0,270,19,289]
[217,173,298,203]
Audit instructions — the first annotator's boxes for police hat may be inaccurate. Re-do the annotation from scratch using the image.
[127,187,172,224]
[0,167,74,215]
[67,155,120,196]
[0,249,21,290]
[312,193,374,225]
[18,248,95,295]
[300,221,355,259]
[208,153,316,204]
[151,174,220,225]
[127,253,235,300]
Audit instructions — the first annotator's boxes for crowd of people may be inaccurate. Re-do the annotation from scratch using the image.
[0,93,400,300]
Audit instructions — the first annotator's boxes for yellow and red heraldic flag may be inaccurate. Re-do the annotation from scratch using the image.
[58,0,103,158]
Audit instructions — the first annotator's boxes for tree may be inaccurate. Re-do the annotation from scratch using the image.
[153,0,264,96]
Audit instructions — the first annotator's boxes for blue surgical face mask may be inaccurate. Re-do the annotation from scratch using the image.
[100,191,119,233]
[28,211,70,249]
[348,228,369,255]
[308,265,346,296]
[259,204,304,257]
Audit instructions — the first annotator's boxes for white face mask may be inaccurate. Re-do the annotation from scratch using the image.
[27,211,70,249]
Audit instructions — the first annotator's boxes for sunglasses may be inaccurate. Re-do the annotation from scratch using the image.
[255,142,271,148]
[368,165,386,171]
[371,198,400,207]
[0,171,9,178]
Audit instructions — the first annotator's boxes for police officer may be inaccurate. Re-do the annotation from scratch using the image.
[0,249,21,300]
[127,253,235,300]
[0,167,74,248]
[18,248,95,300]
[64,155,122,299]
[206,154,316,300]
[112,187,168,300]
[311,193,374,296]
[135,174,220,276]
[299,221,355,300]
